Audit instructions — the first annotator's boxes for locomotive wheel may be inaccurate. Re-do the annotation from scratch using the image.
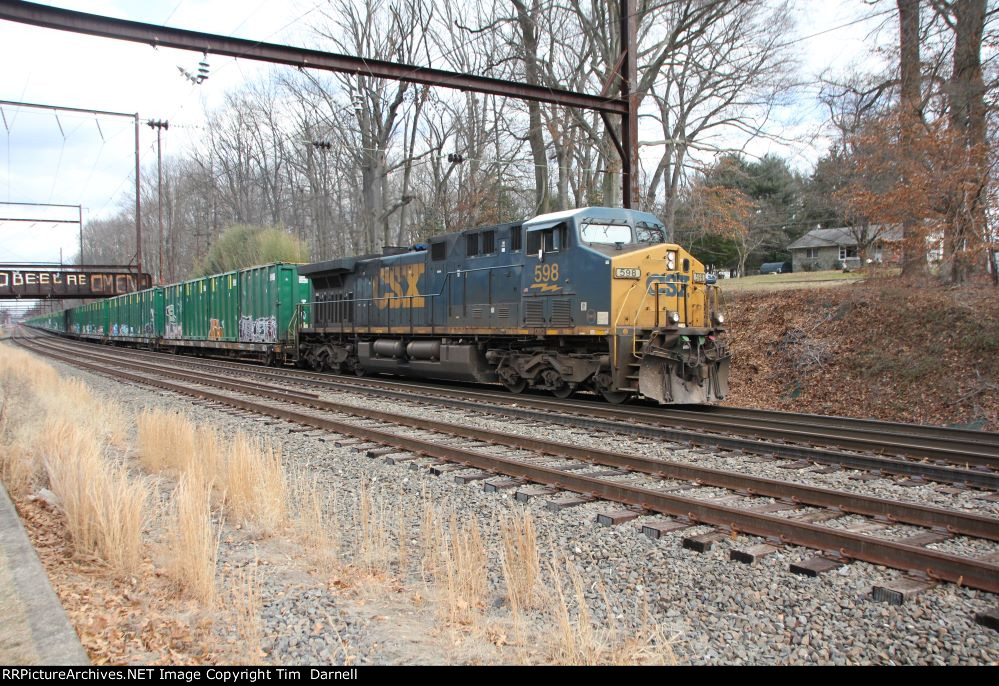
[502,378,528,394]
[600,389,632,405]
[551,383,575,399]
[503,377,527,393]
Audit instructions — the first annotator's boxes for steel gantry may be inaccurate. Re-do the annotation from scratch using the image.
[0,0,641,208]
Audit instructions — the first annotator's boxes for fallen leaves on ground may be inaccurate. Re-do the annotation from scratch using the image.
[725,277,999,430]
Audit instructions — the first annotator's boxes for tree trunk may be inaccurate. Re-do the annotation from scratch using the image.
[946,0,987,283]
[512,0,551,214]
[897,0,926,277]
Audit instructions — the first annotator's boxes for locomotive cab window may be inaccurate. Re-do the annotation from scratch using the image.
[431,241,446,261]
[510,226,522,251]
[636,222,666,244]
[526,222,566,255]
[466,233,479,257]
[482,230,495,254]
[580,222,632,244]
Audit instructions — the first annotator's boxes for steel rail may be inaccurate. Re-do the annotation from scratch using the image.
[15,336,999,594]
[21,339,999,478]
[20,336,999,540]
[25,334,999,488]
[31,328,999,457]
[71,336,999,462]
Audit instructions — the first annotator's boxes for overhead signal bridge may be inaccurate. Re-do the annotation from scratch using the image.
[0,264,152,299]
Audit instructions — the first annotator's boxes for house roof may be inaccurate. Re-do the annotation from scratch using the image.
[788,224,901,250]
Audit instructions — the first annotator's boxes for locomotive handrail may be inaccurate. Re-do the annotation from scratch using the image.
[306,262,528,333]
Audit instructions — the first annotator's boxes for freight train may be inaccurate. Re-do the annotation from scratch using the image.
[24,206,730,404]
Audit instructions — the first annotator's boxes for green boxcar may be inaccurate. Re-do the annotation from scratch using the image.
[130,288,164,338]
[164,282,184,339]
[25,311,64,332]
[207,271,238,341]
[72,300,107,335]
[182,277,211,340]
[238,263,311,344]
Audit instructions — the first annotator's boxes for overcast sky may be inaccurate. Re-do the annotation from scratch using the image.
[0,0,896,266]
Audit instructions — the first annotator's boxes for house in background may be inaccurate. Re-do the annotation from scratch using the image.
[787,225,902,272]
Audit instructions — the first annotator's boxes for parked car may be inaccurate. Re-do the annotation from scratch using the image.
[759,261,792,274]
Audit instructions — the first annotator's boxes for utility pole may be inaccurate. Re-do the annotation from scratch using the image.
[147,119,168,284]
[309,140,332,259]
[134,113,142,279]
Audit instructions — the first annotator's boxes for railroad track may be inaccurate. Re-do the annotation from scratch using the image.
[24,330,999,489]
[14,332,999,594]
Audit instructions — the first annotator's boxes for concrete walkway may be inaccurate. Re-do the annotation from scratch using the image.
[0,482,89,665]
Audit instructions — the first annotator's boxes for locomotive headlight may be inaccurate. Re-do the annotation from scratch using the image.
[666,251,677,270]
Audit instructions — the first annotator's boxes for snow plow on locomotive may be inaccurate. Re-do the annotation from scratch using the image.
[298,206,730,404]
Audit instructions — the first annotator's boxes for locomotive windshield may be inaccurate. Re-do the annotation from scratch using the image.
[580,221,666,245]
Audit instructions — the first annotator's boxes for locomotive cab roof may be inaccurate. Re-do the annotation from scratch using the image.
[300,206,672,277]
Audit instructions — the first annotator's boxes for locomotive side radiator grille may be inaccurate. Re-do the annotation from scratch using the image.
[497,305,510,319]
[550,299,573,327]
[524,300,544,326]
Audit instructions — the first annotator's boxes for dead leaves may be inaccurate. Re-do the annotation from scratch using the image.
[13,494,224,665]
[726,281,998,429]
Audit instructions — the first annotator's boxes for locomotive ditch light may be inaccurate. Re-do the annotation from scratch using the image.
[713,312,725,325]
[667,311,680,325]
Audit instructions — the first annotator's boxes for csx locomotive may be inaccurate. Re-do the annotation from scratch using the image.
[300,206,729,404]
[25,206,730,404]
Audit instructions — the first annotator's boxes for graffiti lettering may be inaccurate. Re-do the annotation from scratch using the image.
[239,316,277,343]
[208,319,224,341]
[165,304,182,339]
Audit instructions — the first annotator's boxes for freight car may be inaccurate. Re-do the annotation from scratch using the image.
[26,262,312,365]
[298,206,730,404]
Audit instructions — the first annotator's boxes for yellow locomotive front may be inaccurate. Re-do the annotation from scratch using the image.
[607,243,730,404]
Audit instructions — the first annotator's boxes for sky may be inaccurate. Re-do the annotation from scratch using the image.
[0,0,898,267]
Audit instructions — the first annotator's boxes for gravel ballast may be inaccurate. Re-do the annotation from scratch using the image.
[27,353,999,665]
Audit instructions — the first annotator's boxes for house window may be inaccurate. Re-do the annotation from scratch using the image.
[806,248,818,259]
[839,245,858,260]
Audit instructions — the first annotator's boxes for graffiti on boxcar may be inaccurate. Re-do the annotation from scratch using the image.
[239,315,277,343]
[208,319,224,341]
[165,304,182,339]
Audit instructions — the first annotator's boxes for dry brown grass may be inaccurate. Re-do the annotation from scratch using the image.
[165,473,219,605]
[544,554,676,665]
[223,433,286,532]
[39,420,148,575]
[0,348,148,575]
[137,408,194,473]
[500,512,542,611]
[356,481,394,576]
[437,510,488,627]
[229,562,265,664]
[139,409,285,532]
[289,471,340,574]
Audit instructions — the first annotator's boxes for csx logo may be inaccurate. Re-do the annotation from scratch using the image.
[378,263,425,309]
[646,272,689,296]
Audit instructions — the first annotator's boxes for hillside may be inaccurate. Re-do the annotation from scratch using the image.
[723,279,999,431]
